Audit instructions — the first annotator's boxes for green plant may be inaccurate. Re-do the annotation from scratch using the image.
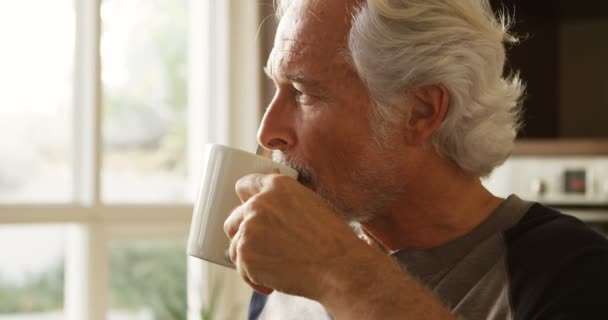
[163,275,242,320]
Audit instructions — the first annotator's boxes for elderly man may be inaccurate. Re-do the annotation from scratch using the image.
[223,0,608,319]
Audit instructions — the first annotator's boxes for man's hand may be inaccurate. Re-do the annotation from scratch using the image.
[224,172,455,320]
[224,172,372,299]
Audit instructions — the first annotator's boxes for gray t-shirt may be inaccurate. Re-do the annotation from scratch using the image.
[252,195,608,319]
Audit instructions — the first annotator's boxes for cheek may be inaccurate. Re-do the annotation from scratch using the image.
[303,107,368,150]
[304,99,374,153]
[303,113,375,183]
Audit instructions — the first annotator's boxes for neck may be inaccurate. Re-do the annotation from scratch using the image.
[361,155,503,252]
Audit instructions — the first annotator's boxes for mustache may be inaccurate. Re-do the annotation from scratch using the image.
[272,151,317,189]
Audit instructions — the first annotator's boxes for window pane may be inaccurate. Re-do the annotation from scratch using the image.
[101,0,190,203]
[0,1,74,203]
[0,225,66,320]
[108,240,186,320]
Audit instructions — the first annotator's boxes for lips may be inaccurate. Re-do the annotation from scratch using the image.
[272,151,317,191]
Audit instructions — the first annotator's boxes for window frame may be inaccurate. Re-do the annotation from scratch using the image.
[0,0,263,319]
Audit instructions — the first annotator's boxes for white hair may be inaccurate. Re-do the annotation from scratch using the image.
[275,0,524,177]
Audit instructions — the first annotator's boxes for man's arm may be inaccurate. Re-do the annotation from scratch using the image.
[226,173,456,319]
[318,244,455,320]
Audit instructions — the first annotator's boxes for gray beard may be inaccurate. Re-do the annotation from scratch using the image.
[272,150,403,223]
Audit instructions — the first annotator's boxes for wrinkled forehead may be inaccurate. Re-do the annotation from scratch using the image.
[268,0,358,73]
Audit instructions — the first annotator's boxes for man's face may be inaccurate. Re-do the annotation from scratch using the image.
[258,1,410,222]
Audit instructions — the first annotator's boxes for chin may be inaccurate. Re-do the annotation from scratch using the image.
[315,191,379,223]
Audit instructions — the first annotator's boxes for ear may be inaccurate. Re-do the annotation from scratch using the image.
[405,84,449,144]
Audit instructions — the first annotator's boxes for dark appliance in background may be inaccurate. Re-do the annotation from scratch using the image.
[491,1,608,139]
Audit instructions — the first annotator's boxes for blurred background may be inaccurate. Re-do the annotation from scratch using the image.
[0,0,266,319]
[4,0,606,319]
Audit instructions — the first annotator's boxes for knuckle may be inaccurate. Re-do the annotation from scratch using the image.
[248,271,264,287]
[236,237,252,261]
[245,195,268,216]
[246,198,262,213]
[223,207,240,237]
[239,219,256,240]
[229,245,237,264]
[236,223,261,262]
[223,218,233,236]
[267,174,289,189]
[234,177,248,193]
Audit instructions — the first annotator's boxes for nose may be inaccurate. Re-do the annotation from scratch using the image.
[257,93,296,151]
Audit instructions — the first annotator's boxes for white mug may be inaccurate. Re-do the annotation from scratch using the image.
[187,144,299,268]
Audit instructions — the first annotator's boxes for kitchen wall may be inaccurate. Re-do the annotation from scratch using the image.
[559,19,608,137]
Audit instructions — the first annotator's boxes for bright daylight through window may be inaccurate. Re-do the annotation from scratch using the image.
[0,0,73,204]
[0,225,66,319]
[0,0,191,319]
[108,240,187,320]
[101,0,189,204]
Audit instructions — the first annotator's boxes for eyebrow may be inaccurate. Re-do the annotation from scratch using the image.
[263,66,324,90]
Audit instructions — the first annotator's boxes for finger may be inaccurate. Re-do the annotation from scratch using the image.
[235,173,266,203]
[224,206,244,239]
[230,226,274,295]
[244,276,274,295]
[237,259,274,295]
[228,224,243,263]
[237,250,274,295]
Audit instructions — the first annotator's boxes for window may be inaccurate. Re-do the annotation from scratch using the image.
[0,225,66,319]
[101,0,189,203]
[0,0,262,319]
[0,0,74,203]
[108,239,187,320]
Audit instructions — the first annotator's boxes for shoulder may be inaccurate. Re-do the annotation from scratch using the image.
[504,203,608,320]
[505,203,608,260]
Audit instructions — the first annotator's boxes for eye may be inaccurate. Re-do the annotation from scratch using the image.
[292,87,315,105]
